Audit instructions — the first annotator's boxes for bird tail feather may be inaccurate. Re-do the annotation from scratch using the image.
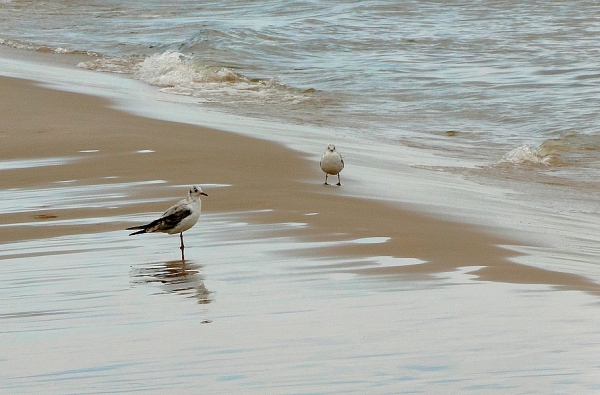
[126,225,149,236]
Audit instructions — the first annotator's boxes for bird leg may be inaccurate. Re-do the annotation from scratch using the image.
[180,232,185,262]
[336,174,341,186]
[324,174,329,185]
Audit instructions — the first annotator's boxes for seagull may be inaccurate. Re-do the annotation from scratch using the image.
[320,143,344,186]
[126,185,208,261]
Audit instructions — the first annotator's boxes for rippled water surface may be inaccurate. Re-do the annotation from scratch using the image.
[1,184,600,393]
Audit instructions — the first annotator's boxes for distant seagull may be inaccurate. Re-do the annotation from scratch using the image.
[320,143,344,186]
[126,185,208,261]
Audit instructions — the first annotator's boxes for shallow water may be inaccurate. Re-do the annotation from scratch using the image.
[1,183,600,393]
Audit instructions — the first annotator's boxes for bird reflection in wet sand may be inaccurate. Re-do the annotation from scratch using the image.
[131,260,212,305]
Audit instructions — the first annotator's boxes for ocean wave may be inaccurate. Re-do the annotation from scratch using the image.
[0,38,97,56]
[77,55,142,74]
[78,51,318,106]
[502,134,600,168]
[0,37,54,53]
[133,51,242,87]
[501,145,552,166]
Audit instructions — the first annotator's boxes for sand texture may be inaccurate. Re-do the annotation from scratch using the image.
[0,75,598,294]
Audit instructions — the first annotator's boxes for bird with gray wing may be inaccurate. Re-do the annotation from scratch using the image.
[126,185,207,261]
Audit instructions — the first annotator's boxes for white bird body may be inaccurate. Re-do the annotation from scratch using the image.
[126,185,207,260]
[159,196,201,235]
[320,144,344,185]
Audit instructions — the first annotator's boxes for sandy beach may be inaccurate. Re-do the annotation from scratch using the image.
[2,72,600,393]
[1,75,598,292]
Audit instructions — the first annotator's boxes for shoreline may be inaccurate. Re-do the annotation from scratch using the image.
[1,73,599,295]
[4,9,600,391]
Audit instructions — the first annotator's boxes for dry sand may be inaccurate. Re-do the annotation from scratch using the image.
[1,75,598,294]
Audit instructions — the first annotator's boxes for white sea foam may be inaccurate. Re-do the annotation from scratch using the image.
[133,51,198,87]
[0,38,40,52]
[76,56,139,74]
[501,145,550,166]
[77,51,314,107]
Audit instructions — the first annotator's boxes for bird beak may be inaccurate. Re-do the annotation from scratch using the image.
[201,192,208,196]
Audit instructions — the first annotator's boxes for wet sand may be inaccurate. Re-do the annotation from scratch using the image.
[0,75,598,293]
[2,75,600,393]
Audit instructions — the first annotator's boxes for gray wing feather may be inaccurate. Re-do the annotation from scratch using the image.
[127,207,192,235]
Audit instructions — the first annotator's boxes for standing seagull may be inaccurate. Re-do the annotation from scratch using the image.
[126,185,208,261]
[320,143,344,186]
